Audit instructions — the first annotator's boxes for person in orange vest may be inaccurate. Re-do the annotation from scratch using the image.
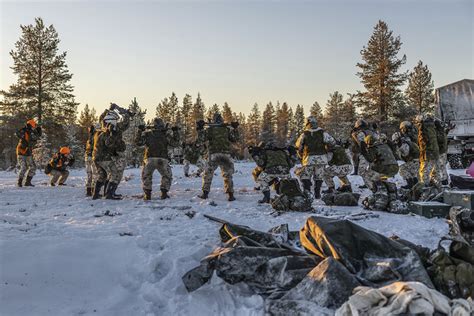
[45,147,75,186]
[16,119,42,187]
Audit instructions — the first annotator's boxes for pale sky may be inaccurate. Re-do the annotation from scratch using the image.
[1,0,473,120]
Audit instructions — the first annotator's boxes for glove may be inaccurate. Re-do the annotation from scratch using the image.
[109,103,118,110]
[36,126,42,136]
[196,120,205,130]
[138,124,146,131]
[171,126,179,132]
[231,122,239,129]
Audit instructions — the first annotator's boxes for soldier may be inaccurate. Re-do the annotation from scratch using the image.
[197,113,240,201]
[360,134,399,192]
[91,116,126,200]
[183,141,206,178]
[15,119,42,187]
[414,114,440,186]
[45,147,75,186]
[392,132,420,189]
[434,118,449,185]
[400,121,418,143]
[295,116,336,199]
[84,125,96,196]
[249,141,298,203]
[351,119,379,190]
[135,118,180,200]
[322,140,353,193]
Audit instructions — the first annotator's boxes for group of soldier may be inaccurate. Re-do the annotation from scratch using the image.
[14,103,450,210]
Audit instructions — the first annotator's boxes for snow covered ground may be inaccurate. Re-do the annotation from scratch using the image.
[0,162,450,315]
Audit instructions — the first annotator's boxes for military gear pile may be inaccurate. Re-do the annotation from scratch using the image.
[184,216,435,314]
[271,178,313,212]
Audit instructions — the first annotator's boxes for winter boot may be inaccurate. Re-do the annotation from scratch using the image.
[322,187,335,194]
[92,181,104,200]
[254,185,261,191]
[143,189,152,201]
[24,176,34,187]
[301,179,312,193]
[184,173,190,178]
[198,190,209,199]
[227,192,236,201]
[160,189,170,200]
[351,165,359,176]
[86,187,92,197]
[105,182,122,200]
[17,177,23,187]
[402,178,414,190]
[314,180,323,199]
[50,181,56,186]
[258,190,271,204]
[441,179,449,186]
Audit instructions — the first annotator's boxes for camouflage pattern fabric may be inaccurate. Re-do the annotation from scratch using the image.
[85,156,94,189]
[142,157,172,191]
[436,153,448,182]
[17,155,36,179]
[49,169,69,185]
[295,155,328,181]
[271,194,313,212]
[202,153,235,193]
[257,172,290,192]
[322,164,352,189]
[183,157,206,177]
[358,155,372,187]
[111,152,126,183]
[399,159,420,181]
[93,160,121,184]
[419,159,440,185]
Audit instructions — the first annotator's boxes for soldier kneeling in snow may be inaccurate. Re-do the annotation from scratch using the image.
[45,147,75,186]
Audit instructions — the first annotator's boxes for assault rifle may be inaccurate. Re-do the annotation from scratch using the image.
[196,120,239,130]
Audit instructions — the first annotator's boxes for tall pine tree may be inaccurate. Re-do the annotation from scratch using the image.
[261,102,276,142]
[0,17,78,148]
[275,102,291,145]
[310,101,324,127]
[77,104,98,143]
[405,60,434,114]
[324,92,345,138]
[222,102,233,123]
[123,97,146,167]
[356,20,407,121]
[246,103,261,146]
[181,94,194,142]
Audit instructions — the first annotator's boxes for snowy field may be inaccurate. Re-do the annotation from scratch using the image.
[0,162,450,316]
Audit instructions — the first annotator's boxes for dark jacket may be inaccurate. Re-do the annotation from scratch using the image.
[16,126,41,156]
[92,130,125,162]
[136,128,179,159]
[47,153,75,172]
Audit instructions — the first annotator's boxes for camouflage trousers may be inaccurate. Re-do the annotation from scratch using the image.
[50,169,69,185]
[322,164,352,189]
[295,157,327,182]
[85,156,94,189]
[142,157,172,192]
[93,160,121,184]
[183,157,206,177]
[358,156,371,188]
[363,167,383,192]
[111,153,126,183]
[202,153,235,193]
[17,155,36,179]
[436,153,448,182]
[419,158,440,186]
[257,172,290,192]
[399,159,419,182]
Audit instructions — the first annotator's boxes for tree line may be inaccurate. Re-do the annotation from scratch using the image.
[0,18,435,169]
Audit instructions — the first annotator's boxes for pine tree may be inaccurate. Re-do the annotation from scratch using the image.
[32,131,51,168]
[261,102,276,142]
[356,20,407,121]
[181,94,194,142]
[276,102,291,145]
[169,92,179,125]
[0,17,78,148]
[310,101,324,127]
[405,60,435,114]
[206,104,220,122]
[235,112,247,159]
[324,91,346,139]
[189,93,206,141]
[292,104,305,143]
[222,102,233,123]
[65,124,83,167]
[77,104,98,143]
[246,103,261,146]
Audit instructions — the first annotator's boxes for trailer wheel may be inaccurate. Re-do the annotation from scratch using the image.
[448,154,464,169]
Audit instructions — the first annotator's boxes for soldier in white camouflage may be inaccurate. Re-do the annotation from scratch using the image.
[295,116,336,199]
[197,113,240,201]
[135,118,180,200]
[249,141,298,203]
[392,131,420,189]
[91,117,126,200]
[351,119,380,190]
[322,140,353,193]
